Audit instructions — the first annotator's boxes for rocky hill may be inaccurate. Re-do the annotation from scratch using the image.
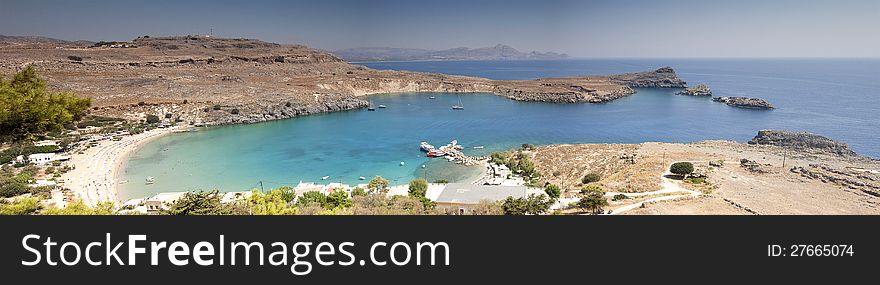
[335,44,568,61]
[0,35,685,126]
[749,130,857,157]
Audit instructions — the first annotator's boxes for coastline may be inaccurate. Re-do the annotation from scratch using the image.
[61,126,180,207]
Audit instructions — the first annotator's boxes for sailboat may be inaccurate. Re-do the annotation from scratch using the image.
[367,98,375,111]
[451,94,464,110]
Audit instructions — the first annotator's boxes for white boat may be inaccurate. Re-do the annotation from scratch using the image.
[321,176,330,180]
[420,141,435,152]
[145,176,155,185]
[451,94,464,110]
[359,176,366,180]
[400,161,405,166]
[473,145,485,149]
[378,104,387,108]
[428,96,436,99]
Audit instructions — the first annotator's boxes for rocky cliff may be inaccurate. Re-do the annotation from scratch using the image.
[0,35,689,126]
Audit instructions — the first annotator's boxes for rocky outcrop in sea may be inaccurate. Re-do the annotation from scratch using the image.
[609,67,687,88]
[749,130,857,157]
[677,84,712,96]
[712,96,774,109]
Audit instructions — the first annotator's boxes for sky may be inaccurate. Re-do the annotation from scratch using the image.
[1,0,878,58]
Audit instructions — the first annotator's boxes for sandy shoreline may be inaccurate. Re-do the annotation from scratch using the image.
[61,127,180,207]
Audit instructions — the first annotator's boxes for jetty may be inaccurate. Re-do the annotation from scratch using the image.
[420,140,487,166]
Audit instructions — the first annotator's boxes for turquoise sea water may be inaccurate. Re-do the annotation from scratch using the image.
[120,59,879,200]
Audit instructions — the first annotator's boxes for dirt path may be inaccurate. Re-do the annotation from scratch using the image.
[605,165,701,215]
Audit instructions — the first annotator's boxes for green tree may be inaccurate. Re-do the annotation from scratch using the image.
[408,178,428,198]
[162,191,228,215]
[0,197,41,215]
[325,190,352,209]
[297,191,326,207]
[275,186,296,202]
[350,187,368,197]
[501,194,552,215]
[0,66,91,141]
[248,189,297,215]
[544,184,561,200]
[582,172,601,184]
[145,114,161,124]
[501,197,527,215]
[489,152,508,166]
[42,200,115,215]
[367,176,389,193]
[670,162,694,178]
[577,189,608,215]
[612,194,629,201]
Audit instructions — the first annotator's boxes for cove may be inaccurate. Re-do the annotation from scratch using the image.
[121,88,783,200]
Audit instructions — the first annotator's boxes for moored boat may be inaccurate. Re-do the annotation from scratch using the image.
[420,141,435,152]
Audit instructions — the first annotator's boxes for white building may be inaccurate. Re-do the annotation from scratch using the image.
[144,192,187,213]
[22,153,69,165]
[33,140,58,147]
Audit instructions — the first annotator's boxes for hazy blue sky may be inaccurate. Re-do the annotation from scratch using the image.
[1,0,878,57]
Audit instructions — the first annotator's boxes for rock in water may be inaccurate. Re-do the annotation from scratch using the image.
[677,84,712,96]
[712,96,774,109]
[748,130,857,157]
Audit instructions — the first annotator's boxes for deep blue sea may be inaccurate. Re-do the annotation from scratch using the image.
[120,59,879,200]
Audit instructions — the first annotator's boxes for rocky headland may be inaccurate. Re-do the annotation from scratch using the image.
[0,35,688,126]
[748,130,858,157]
[712,96,774,109]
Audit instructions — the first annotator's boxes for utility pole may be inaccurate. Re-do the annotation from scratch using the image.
[782,150,787,169]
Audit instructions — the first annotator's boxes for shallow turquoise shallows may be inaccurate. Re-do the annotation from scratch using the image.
[120,59,880,200]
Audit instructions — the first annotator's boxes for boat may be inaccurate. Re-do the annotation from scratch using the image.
[420,141,435,152]
[400,161,405,166]
[451,94,464,110]
[145,176,155,185]
[359,176,366,180]
[428,96,436,99]
[321,176,330,180]
[473,145,485,149]
[378,104,387,108]
[367,106,375,111]
[426,150,445,157]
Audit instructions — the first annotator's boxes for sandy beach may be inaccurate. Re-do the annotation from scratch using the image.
[60,127,179,207]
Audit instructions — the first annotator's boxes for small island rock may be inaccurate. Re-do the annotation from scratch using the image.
[712,96,774,109]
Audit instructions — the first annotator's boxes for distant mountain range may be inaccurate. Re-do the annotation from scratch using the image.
[0,35,93,46]
[334,44,568,62]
